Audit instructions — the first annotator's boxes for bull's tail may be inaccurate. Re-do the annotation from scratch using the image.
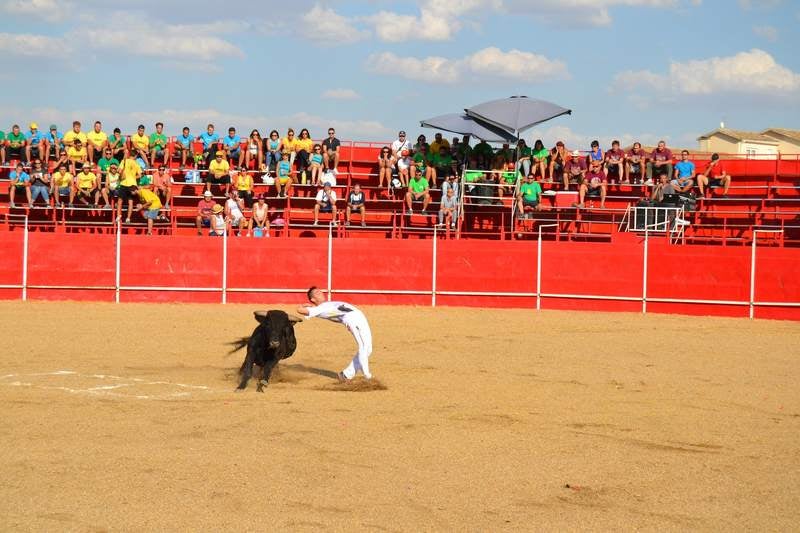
[227,337,250,356]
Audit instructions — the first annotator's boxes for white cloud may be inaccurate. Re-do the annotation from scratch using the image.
[366,48,568,84]
[0,32,71,59]
[366,0,502,42]
[753,25,778,42]
[301,4,370,44]
[523,125,670,150]
[499,0,681,27]
[321,89,361,100]
[0,0,73,22]
[739,0,782,9]
[613,49,800,99]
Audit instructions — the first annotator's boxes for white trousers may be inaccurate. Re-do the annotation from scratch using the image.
[342,315,373,379]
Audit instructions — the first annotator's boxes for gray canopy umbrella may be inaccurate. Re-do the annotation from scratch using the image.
[420,113,516,143]
[465,96,571,138]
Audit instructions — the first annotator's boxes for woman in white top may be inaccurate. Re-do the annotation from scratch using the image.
[245,129,263,170]
[210,204,226,236]
[224,190,247,236]
[248,194,270,237]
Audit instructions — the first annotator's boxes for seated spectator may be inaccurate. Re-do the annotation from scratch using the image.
[248,193,270,237]
[405,173,431,214]
[588,140,603,165]
[62,121,86,151]
[516,174,543,218]
[0,128,5,165]
[377,146,394,190]
[563,150,586,191]
[51,163,73,208]
[86,121,107,164]
[429,132,450,155]
[441,172,460,201]
[6,124,27,162]
[119,154,143,223]
[134,184,163,235]
[152,165,172,208]
[454,134,472,167]
[575,160,607,209]
[431,145,455,184]
[650,172,675,203]
[672,150,695,194]
[174,126,194,169]
[234,166,254,207]
[8,163,30,208]
[313,182,338,225]
[210,204,226,236]
[697,153,732,197]
[322,127,340,171]
[309,143,324,186]
[199,123,220,166]
[548,141,567,183]
[531,139,549,180]
[496,142,513,162]
[437,186,459,228]
[149,122,168,166]
[280,128,298,169]
[196,190,216,235]
[396,149,412,187]
[413,134,429,154]
[390,130,410,160]
[346,182,366,227]
[413,144,432,182]
[74,163,101,208]
[295,128,314,183]
[245,129,263,170]
[46,124,63,163]
[207,150,231,195]
[222,126,242,167]
[275,152,293,198]
[490,154,508,193]
[103,161,121,207]
[626,142,646,184]
[225,190,247,236]
[129,124,150,167]
[604,140,626,183]
[66,139,87,174]
[97,147,119,177]
[462,159,484,192]
[107,127,127,162]
[29,159,51,208]
[471,171,501,205]
[25,123,47,164]
[264,130,282,172]
[646,140,673,185]
[516,139,532,178]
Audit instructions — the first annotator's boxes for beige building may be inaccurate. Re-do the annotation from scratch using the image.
[761,128,800,154]
[697,127,779,156]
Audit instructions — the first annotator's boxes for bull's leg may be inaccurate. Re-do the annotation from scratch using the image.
[256,358,279,393]
[237,347,256,390]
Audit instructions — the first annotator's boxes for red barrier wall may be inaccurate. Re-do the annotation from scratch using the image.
[0,232,798,320]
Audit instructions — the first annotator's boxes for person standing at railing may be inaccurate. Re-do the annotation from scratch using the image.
[119,153,143,223]
[134,185,163,236]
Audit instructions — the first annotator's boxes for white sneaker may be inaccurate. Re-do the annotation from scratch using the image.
[542,190,557,197]
[643,179,654,186]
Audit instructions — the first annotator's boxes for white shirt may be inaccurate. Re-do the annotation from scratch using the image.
[391,139,410,155]
[225,197,244,219]
[306,300,363,325]
[315,189,337,205]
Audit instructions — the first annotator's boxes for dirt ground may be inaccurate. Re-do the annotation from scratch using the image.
[0,301,798,532]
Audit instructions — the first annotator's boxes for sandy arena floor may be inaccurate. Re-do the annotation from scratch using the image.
[0,301,798,531]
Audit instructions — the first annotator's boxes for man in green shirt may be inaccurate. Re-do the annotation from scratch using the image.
[6,124,27,162]
[405,175,430,214]
[431,146,454,183]
[97,147,120,176]
[149,122,168,166]
[0,130,5,165]
[516,174,543,218]
[472,140,493,168]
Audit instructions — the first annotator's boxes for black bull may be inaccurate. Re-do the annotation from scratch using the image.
[229,310,302,392]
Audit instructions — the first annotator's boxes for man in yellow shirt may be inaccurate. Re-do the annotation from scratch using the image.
[118,155,143,223]
[73,163,100,208]
[51,162,73,208]
[134,185,164,235]
[66,139,87,174]
[207,150,231,195]
[129,124,150,167]
[62,120,87,148]
[429,132,450,156]
[86,120,108,164]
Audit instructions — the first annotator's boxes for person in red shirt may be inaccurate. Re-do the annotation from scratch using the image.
[604,140,626,184]
[575,159,608,209]
[563,150,587,192]
[626,142,646,183]
[195,190,217,235]
[697,153,732,197]
[646,140,673,185]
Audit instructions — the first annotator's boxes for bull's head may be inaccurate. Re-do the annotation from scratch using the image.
[254,310,302,349]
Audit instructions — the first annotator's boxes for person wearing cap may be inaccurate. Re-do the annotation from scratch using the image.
[103,161,121,206]
[45,124,64,163]
[390,130,410,160]
[8,163,31,208]
[6,124,27,162]
[133,184,164,235]
[313,182,338,225]
[209,203,226,236]
[51,162,73,208]
[118,152,143,223]
[107,127,127,162]
[207,149,231,195]
[66,138,87,174]
[129,124,150,167]
[74,163,101,208]
[62,120,87,149]
[548,141,567,183]
[248,193,270,237]
[563,149,587,192]
[196,190,217,235]
[149,122,168,166]
[150,165,172,208]
[25,122,47,164]
[86,121,108,164]
[174,126,195,169]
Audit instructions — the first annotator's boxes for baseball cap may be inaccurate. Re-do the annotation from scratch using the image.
[572,150,580,157]
[49,124,58,131]
[216,150,225,156]
[398,131,406,135]
[30,122,38,130]
[203,190,212,197]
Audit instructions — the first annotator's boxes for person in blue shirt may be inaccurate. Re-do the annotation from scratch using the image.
[25,122,47,163]
[199,123,220,166]
[46,124,63,162]
[9,163,31,207]
[275,152,293,198]
[222,126,242,166]
[672,150,696,194]
[175,126,195,169]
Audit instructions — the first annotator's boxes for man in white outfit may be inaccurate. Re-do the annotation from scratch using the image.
[297,286,373,381]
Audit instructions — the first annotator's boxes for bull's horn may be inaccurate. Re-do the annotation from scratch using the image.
[253,310,269,322]
[288,314,304,323]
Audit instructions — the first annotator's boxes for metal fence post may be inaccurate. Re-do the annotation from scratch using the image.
[327,221,333,301]
[642,225,649,314]
[750,229,784,319]
[115,219,121,303]
[222,227,228,304]
[432,225,438,307]
[536,224,558,311]
[22,215,29,302]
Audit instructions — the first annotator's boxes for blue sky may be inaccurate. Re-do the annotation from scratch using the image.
[1,0,798,149]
